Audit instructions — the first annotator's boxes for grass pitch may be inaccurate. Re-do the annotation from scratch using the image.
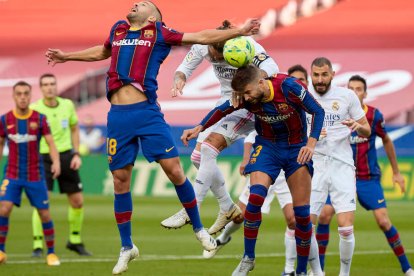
[1,195,413,275]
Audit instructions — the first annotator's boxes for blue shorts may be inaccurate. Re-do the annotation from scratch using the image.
[0,178,49,209]
[356,178,386,210]
[325,194,332,205]
[244,136,313,182]
[107,101,179,171]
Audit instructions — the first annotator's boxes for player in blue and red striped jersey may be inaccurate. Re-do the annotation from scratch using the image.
[44,1,261,274]
[313,75,414,276]
[0,81,61,266]
[181,65,325,276]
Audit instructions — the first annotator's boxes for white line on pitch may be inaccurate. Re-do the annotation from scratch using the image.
[5,249,414,264]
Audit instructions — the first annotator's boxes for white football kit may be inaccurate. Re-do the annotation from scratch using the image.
[308,85,365,215]
[176,37,279,145]
[238,131,292,214]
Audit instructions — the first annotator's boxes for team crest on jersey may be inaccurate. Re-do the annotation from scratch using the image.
[277,103,289,112]
[107,156,112,164]
[144,30,154,38]
[29,122,38,130]
[332,101,340,111]
[249,157,256,164]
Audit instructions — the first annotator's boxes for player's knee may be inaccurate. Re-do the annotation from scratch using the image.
[376,217,391,231]
[338,225,354,240]
[287,217,296,230]
[233,213,244,224]
[0,205,12,217]
[37,209,51,222]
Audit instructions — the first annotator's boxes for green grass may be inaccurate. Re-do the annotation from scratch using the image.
[1,195,413,275]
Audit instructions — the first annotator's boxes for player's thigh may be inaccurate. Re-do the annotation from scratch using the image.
[107,108,140,171]
[244,137,282,183]
[41,154,55,191]
[356,179,386,211]
[210,109,255,147]
[24,180,49,209]
[0,179,23,207]
[139,119,179,163]
[330,160,357,214]
[310,158,330,216]
[57,151,82,194]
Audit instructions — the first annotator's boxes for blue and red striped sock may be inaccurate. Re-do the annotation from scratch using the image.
[244,184,267,259]
[316,223,330,270]
[42,221,55,254]
[0,216,9,252]
[294,205,312,274]
[174,178,203,232]
[114,192,133,248]
[384,225,412,273]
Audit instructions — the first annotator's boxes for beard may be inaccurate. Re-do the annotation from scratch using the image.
[313,80,332,95]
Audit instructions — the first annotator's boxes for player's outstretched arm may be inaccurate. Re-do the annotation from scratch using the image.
[382,134,406,193]
[171,71,187,97]
[44,134,61,179]
[46,45,111,66]
[181,18,260,45]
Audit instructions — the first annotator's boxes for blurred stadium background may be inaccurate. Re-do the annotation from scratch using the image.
[0,0,413,275]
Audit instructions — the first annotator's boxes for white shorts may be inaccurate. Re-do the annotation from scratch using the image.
[197,109,255,146]
[239,171,292,214]
[310,156,356,216]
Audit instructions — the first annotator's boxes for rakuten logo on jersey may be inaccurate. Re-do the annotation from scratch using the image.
[112,39,151,47]
[8,134,37,143]
[257,112,293,123]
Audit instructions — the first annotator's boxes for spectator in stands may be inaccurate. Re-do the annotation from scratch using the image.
[79,114,105,155]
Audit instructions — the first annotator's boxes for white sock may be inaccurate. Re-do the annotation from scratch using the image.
[199,142,234,212]
[338,226,355,276]
[217,221,242,243]
[284,227,296,273]
[190,149,201,169]
[309,225,324,275]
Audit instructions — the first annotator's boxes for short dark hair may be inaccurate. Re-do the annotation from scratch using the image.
[152,2,163,21]
[349,74,367,92]
[39,73,56,86]
[288,64,308,79]
[231,65,260,92]
[311,57,333,70]
[211,20,233,53]
[13,81,32,91]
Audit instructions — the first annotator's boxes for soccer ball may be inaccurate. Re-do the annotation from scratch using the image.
[223,37,255,68]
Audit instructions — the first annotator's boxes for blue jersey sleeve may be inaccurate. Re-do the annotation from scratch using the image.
[199,100,240,130]
[283,77,325,140]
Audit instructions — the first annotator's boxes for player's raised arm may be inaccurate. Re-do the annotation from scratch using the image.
[181,18,260,45]
[46,45,111,66]
[43,134,61,179]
